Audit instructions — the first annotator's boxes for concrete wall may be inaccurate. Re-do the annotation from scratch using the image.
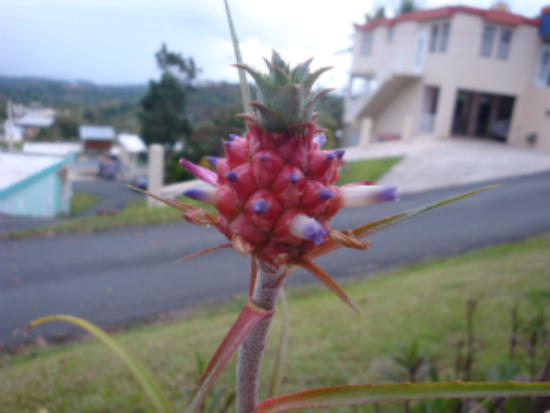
[372,81,422,138]
[352,21,418,77]
[508,87,550,151]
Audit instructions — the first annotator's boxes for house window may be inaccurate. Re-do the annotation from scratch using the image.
[496,28,513,60]
[480,26,496,58]
[361,31,373,56]
[387,27,393,43]
[429,24,439,53]
[536,47,550,86]
[440,22,450,52]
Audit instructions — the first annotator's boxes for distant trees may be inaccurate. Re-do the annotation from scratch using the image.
[35,114,79,141]
[398,0,417,15]
[139,44,197,148]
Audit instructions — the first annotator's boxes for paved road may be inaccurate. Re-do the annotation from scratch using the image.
[1,172,549,346]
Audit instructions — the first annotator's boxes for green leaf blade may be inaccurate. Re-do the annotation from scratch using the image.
[255,382,550,412]
[185,299,270,413]
[26,315,174,413]
[306,184,499,260]
[223,0,252,115]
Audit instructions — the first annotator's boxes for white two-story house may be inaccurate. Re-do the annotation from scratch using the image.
[344,4,550,151]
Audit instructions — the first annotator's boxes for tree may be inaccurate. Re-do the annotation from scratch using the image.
[399,0,417,15]
[138,44,197,148]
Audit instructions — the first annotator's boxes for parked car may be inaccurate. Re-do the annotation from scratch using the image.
[99,159,118,180]
[131,175,148,190]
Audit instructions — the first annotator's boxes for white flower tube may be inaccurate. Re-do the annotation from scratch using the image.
[341,185,398,207]
[183,185,219,205]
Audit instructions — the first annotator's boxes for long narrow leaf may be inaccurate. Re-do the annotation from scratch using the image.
[307,185,498,260]
[185,299,271,413]
[297,257,364,317]
[267,288,289,398]
[26,315,174,413]
[255,381,550,412]
[223,0,251,116]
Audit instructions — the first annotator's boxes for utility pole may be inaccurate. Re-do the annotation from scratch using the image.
[6,100,13,151]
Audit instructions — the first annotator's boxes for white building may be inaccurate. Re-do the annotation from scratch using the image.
[116,133,148,178]
[344,4,550,151]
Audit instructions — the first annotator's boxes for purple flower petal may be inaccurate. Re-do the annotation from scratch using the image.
[179,158,219,187]
[341,185,398,207]
[252,199,267,215]
[225,171,238,182]
[288,173,299,184]
[205,156,219,168]
[318,188,334,201]
[183,186,218,205]
[313,133,327,149]
[290,214,327,245]
[228,134,238,141]
[334,149,345,159]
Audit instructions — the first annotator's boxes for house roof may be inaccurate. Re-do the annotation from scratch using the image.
[118,133,147,153]
[23,142,82,156]
[79,125,116,141]
[355,5,541,31]
[14,115,55,128]
[0,152,74,198]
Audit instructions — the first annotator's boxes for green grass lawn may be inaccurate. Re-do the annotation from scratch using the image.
[337,157,402,186]
[1,233,549,413]
[4,157,400,240]
[70,191,101,216]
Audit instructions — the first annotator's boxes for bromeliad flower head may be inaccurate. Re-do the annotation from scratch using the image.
[179,51,398,268]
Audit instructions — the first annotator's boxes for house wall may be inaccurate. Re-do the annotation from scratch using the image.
[351,21,419,77]
[348,10,543,142]
[84,140,112,151]
[508,87,550,151]
[421,14,541,138]
[372,81,422,138]
[0,170,63,218]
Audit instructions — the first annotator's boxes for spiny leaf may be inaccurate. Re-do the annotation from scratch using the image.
[26,315,174,413]
[296,257,364,317]
[223,0,251,116]
[270,84,305,126]
[185,299,271,413]
[249,102,287,132]
[264,59,290,87]
[177,244,233,263]
[267,288,289,398]
[290,57,313,83]
[254,381,550,412]
[303,88,334,121]
[303,67,333,95]
[307,184,498,260]
[127,185,194,213]
[234,64,276,103]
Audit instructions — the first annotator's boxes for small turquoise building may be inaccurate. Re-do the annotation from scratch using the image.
[0,152,75,218]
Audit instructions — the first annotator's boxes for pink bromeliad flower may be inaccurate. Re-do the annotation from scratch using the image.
[176,52,397,273]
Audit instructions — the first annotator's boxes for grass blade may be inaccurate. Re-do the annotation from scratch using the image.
[296,257,364,317]
[255,381,550,412]
[185,299,271,413]
[307,184,498,260]
[26,315,174,413]
[223,0,251,115]
[267,288,289,398]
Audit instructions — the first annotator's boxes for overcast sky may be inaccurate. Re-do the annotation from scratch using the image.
[0,0,547,91]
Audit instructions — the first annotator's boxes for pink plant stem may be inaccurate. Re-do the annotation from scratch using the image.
[236,261,286,413]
